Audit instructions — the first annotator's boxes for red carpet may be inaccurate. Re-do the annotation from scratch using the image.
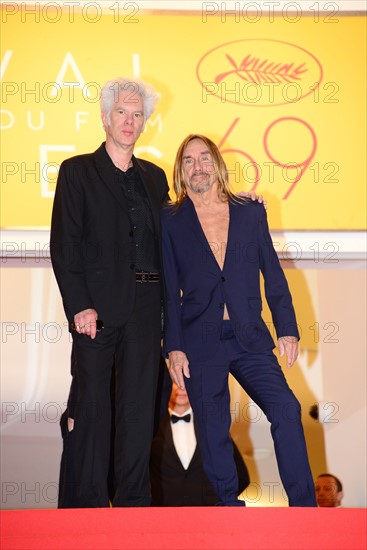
[1,507,366,550]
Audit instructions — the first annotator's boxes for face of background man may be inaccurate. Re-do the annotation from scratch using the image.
[102,88,145,150]
[315,476,343,507]
[169,383,190,414]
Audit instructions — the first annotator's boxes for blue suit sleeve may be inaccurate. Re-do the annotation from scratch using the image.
[258,207,300,340]
[161,211,185,356]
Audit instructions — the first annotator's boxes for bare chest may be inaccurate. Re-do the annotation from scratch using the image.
[196,204,229,270]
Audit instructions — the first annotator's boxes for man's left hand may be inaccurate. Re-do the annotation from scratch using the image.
[168,350,190,390]
[278,336,299,368]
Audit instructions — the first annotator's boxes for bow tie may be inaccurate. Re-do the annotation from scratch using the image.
[171,413,191,424]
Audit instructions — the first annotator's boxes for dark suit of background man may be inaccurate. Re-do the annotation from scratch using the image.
[163,134,317,507]
[50,77,169,508]
[150,380,250,506]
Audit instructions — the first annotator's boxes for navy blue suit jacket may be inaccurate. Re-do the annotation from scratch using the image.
[162,197,299,362]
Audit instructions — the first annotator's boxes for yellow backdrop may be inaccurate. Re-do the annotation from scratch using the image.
[1,6,366,230]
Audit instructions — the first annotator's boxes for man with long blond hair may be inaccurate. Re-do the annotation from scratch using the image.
[162,134,316,507]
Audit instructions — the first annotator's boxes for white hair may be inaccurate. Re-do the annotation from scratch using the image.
[100,77,159,123]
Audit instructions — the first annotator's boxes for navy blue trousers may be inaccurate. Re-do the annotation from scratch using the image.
[185,321,317,507]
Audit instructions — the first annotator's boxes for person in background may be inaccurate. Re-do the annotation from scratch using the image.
[150,378,250,506]
[315,474,343,507]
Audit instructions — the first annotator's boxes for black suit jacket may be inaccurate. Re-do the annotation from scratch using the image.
[50,143,169,325]
[150,412,250,506]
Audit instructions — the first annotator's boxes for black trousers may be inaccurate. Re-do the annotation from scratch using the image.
[58,283,162,508]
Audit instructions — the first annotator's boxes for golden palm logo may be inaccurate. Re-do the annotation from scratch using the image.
[215,55,308,85]
[197,39,323,107]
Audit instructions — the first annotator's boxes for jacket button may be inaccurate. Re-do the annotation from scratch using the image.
[221,276,225,282]
[130,264,135,270]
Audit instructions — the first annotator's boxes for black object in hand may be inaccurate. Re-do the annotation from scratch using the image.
[69,319,104,332]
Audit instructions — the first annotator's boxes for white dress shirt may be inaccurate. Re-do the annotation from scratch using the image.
[169,407,196,470]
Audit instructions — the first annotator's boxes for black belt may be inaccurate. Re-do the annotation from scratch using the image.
[136,271,160,283]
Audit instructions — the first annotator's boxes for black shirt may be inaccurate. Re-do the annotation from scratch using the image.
[115,162,159,272]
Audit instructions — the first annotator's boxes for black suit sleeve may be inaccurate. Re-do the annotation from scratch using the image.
[50,160,94,320]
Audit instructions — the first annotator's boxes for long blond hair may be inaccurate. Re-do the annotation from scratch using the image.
[173,134,238,205]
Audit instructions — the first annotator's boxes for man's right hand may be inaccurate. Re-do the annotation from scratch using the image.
[74,308,98,339]
[168,350,190,390]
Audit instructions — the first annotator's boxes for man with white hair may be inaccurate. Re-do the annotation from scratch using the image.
[51,77,169,507]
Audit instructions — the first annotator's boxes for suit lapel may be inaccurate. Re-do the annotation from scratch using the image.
[222,200,237,272]
[161,414,186,470]
[180,198,220,271]
[93,145,164,236]
[92,143,129,214]
[134,157,161,236]
[190,420,201,466]
[163,412,201,471]
[180,197,227,273]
